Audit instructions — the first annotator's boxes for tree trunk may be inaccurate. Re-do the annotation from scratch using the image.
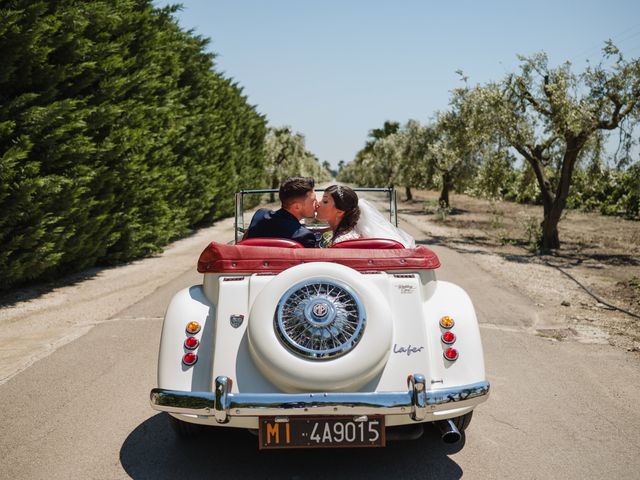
[405,186,413,201]
[538,140,582,251]
[538,174,558,250]
[540,219,560,250]
[519,148,557,251]
[439,173,452,208]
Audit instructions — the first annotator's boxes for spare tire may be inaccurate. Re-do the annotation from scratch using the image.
[248,262,393,392]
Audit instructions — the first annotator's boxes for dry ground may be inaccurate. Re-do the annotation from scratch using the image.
[398,189,640,352]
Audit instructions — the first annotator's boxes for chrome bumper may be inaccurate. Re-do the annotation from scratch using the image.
[150,375,490,424]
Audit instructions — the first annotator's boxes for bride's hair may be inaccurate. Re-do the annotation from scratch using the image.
[326,185,360,236]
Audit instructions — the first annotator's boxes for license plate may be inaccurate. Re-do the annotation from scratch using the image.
[259,415,385,449]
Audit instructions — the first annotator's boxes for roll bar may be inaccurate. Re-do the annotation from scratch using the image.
[234,187,398,243]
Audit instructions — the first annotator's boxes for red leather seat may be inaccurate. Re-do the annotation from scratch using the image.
[197,242,440,273]
[236,238,304,248]
[330,238,404,249]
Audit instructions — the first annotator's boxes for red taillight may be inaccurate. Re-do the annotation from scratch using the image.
[442,331,456,344]
[184,337,199,350]
[183,352,198,366]
[444,347,458,361]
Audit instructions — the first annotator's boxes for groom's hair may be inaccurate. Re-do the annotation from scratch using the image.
[279,177,315,207]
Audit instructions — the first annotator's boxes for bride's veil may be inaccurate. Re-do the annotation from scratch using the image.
[354,199,416,248]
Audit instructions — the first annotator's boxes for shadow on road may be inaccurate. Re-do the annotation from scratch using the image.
[0,266,105,308]
[120,413,464,480]
[416,235,640,272]
[406,208,640,271]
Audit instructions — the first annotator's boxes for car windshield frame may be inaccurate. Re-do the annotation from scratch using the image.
[234,187,398,244]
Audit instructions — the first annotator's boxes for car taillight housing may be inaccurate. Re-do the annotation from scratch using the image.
[183,321,201,365]
[184,336,199,350]
[440,316,454,329]
[442,331,456,344]
[444,347,458,361]
[183,352,198,366]
[186,321,201,334]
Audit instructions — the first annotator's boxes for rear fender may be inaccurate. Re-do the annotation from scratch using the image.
[157,286,215,392]
[423,280,486,387]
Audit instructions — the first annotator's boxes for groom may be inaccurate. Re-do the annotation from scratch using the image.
[244,176,318,248]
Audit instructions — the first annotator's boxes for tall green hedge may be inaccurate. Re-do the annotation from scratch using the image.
[0,0,266,290]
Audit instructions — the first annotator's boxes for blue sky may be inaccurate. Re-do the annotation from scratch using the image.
[155,1,640,167]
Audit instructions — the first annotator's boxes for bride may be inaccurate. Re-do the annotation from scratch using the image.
[315,185,415,248]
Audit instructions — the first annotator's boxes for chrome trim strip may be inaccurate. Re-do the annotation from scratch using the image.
[150,375,490,424]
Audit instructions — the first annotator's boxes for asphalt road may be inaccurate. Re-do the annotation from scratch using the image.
[1,216,639,480]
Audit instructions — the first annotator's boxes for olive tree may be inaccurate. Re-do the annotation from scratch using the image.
[264,126,329,199]
[475,44,640,250]
[265,127,306,190]
[361,120,401,157]
[393,120,438,201]
[341,109,483,205]
[337,121,400,185]
[339,119,436,199]
[427,84,490,208]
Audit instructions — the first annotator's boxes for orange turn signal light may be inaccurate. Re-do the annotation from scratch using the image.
[440,316,455,329]
[186,321,201,334]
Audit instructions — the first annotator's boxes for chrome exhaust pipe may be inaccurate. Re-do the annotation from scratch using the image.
[434,419,461,444]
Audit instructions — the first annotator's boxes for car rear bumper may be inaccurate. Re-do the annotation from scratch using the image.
[150,374,490,424]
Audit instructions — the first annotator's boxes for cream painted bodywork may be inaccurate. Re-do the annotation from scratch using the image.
[156,262,487,428]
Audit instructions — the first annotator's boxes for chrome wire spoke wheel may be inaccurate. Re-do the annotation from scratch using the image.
[275,279,366,360]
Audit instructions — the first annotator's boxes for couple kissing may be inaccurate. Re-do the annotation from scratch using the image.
[244,177,415,249]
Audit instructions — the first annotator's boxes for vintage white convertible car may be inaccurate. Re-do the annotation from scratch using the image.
[150,188,490,449]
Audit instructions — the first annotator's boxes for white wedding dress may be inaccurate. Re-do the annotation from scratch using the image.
[353,199,416,248]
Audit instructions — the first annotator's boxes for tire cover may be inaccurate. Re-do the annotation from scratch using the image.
[248,262,393,392]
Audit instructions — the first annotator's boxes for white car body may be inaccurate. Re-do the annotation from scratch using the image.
[150,188,490,448]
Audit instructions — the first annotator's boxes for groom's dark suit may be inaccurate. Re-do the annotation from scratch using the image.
[245,208,316,248]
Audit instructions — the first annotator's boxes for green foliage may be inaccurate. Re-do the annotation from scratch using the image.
[338,119,436,194]
[359,121,400,159]
[341,45,639,247]
[0,0,266,289]
[340,85,495,207]
[520,213,543,253]
[468,161,541,205]
[264,126,331,190]
[337,120,401,186]
[567,162,640,219]
[435,202,453,221]
[467,157,639,220]
[466,150,517,200]
[471,46,640,249]
[420,199,452,221]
